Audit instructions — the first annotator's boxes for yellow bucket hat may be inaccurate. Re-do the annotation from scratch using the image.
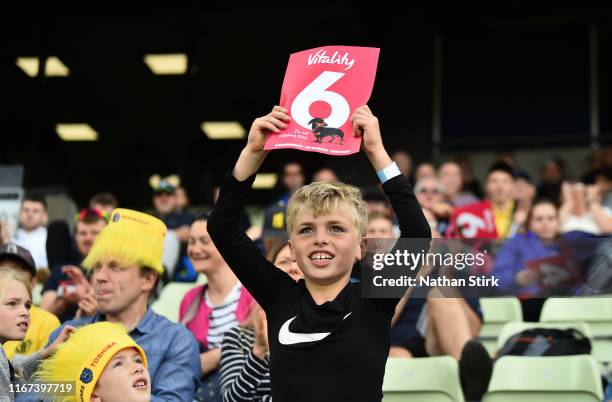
[82,208,166,274]
[36,322,148,402]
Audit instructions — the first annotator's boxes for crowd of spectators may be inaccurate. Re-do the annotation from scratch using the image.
[1,145,611,401]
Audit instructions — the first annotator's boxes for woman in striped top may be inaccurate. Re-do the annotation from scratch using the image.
[220,240,302,402]
[179,212,254,402]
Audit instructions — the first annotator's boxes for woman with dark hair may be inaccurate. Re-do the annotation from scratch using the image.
[494,199,565,321]
[179,212,254,402]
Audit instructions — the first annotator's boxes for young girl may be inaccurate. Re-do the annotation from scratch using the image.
[208,105,430,401]
[1,269,32,400]
[494,199,564,320]
[37,321,151,402]
[0,268,74,401]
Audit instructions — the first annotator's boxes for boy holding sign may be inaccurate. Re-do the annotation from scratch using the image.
[208,104,431,401]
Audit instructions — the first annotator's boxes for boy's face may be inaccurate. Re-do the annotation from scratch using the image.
[0,280,30,342]
[92,347,151,402]
[288,203,363,286]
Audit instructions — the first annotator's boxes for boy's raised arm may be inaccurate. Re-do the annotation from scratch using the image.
[351,105,393,172]
[351,105,431,239]
[353,106,431,318]
[208,106,295,310]
[233,106,291,180]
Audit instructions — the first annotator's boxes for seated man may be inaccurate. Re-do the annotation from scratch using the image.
[11,195,48,271]
[47,208,200,401]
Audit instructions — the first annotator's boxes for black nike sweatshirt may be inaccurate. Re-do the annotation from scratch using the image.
[208,171,431,402]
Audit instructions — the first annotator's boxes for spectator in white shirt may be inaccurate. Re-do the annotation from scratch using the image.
[11,195,48,270]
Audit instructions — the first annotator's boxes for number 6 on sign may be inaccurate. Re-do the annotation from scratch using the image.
[291,71,349,130]
[264,45,380,156]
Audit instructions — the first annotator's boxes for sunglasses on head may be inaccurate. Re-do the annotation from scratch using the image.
[75,207,110,223]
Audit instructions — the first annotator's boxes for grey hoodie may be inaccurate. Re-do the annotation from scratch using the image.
[0,346,42,402]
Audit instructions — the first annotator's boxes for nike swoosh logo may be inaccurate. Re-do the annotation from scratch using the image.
[278,312,352,345]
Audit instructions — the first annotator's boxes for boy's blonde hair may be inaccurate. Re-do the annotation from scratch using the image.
[0,267,32,300]
[286,181,368,237]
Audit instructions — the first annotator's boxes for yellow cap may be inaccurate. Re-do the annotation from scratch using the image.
[82,208,167,274]
[36,322,148,402]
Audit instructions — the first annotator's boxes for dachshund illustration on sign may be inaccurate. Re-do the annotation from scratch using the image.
[308,117,345,145]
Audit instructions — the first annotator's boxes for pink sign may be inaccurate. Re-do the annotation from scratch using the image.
[446,201,498,239]
[264,45,380,155]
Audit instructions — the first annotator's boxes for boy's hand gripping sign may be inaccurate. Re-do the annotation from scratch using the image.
[264,46,380,156]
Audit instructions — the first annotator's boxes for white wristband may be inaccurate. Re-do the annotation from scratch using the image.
[376,162,401,184]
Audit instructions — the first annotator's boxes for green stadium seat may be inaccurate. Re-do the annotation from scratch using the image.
[151,274,207,322]
[383,356,465,402]
[482,355,603,402]
[479,297,523,356]
[540,297,612,335]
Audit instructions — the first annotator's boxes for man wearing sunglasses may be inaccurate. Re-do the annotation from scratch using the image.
[40,208,108,322]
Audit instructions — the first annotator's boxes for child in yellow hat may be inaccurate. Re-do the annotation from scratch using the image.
[37,321,151,402]
[45,208,200,401]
